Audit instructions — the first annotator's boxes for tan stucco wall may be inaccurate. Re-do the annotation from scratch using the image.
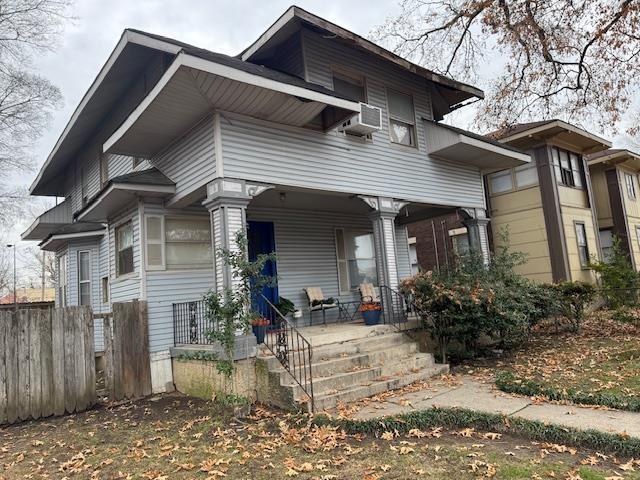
[172,358,257,402]
[489,185,553,283]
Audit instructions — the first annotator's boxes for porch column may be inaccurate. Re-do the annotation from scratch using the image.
[461,208,491,264]
[203,178,273,292]
[362,196,408,290]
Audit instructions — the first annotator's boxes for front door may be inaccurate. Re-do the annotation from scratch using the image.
[247,221,278,314]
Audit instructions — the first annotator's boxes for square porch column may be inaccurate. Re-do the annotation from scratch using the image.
[203,178,273,292]
[461,207,491,264]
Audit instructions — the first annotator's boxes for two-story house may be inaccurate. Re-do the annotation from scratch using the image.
[487,120,610,283]
[23,6,528,401]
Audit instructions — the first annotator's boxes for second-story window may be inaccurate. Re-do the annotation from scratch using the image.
[386,88,416,147]
[332,71,366,103]
[624,172,636,199]
[551,147,583,188]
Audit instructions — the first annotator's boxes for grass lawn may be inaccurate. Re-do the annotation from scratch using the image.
[2,393,640,479]
[465,313,640,406]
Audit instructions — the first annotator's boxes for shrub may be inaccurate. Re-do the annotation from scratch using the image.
[552,281,595,332]
[590,236,640,308]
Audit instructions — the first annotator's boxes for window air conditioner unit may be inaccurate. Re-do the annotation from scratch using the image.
[338,103,382,136]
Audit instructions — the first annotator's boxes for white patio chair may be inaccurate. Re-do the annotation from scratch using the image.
[304,287,339,325]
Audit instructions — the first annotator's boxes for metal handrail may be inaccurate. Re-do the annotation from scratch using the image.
[258,294,314,412]
[379,285,419,333]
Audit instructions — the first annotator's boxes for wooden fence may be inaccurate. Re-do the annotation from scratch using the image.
[103,300,152,401]
[0,307,95,425]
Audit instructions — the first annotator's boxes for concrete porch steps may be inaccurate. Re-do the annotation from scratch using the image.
[255,323,448,412]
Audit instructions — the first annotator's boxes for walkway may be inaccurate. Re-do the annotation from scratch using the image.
[345,375,640,439]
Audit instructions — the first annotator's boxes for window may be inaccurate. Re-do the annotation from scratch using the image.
[165,217,212,269]
[145,215,165,270]
[514,159,538,188]
[600,229,613,262]
[332,70,366,102]
[575,222,590,268]
[552,147,583,188]
[101,276,109,303]
[335,229,378,293]
[451,231,470,256]
[57,253,67,307]
[625,172,636,199]
[116,221,134,276]
[488,170,513,194]
[78,251,91,306]
[386,88,416,147]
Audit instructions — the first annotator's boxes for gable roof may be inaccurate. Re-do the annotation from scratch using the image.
[239,5,484,106]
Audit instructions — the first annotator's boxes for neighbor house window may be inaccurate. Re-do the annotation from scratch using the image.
[488,170,513,194]
[514,159,538,188]
[332,70,366,102]
[57,253,67,307]
[575,222,590,268]
[335,229,377,293]
[600,229,613,262]
[408,237,419,275]
[450,228,470,256]
[625,172,636,199]
[552,147,583,188]
[386,88,416,147]
[116,221,134,276]
[165,217,212,269]
[78,251,91,306]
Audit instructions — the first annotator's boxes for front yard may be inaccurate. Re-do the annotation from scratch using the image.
[2,393,640,480]
[466,312,640,410]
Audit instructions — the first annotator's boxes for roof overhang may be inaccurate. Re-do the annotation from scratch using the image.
[30,30,182,196]
[425,121,531,170]
[588,149,640,171]
[77,182,176,222]
[498,120,611,153]
[240,6,484,107]
[21,199,73,241]
[103,51,361,158]
[40,226,106,252]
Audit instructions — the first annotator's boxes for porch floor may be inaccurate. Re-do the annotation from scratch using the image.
[294,320,419,347]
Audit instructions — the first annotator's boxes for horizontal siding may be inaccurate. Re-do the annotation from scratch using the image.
[151,114,215,203]
[108,154,134,180]
[395,225,411,281]
[261,31,305,78]
[109,203,141,303]
[221,113,485,207]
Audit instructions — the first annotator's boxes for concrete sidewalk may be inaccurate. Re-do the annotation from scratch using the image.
[347,376,640,438]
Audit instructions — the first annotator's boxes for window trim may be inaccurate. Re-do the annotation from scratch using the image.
[385,87,418,149]
[57,253,68,307]
[624,171,637,199]
[552,146,585,189]
[574,221,590,269]
[115,220,134,277]
[334,227,377,294]
[145,214,166,271]
[331,66,368,103]
[78,250,92,307]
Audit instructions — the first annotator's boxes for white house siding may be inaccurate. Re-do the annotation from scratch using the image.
[261,31,305,78]
[108,154,134,180]
[109,203,141,304]
[54,245,69,307]
[395,224,412,281]
[221,113,485,208]
[151,114,216,204]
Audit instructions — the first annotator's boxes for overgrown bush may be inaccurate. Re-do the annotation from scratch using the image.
[401,234,553,362]
[551,281,595,332]
[590,236,640,308]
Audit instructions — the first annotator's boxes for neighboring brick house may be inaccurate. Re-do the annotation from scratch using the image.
[407,209,471,272]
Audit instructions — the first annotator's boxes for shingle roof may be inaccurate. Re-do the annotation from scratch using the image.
[486,120,557,140]
[126,29,360,103]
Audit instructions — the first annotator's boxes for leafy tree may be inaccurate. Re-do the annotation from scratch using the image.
[590,236,640,308]
[373,1,640,133]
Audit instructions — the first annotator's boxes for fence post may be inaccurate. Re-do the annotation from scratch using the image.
[51,308,65,416]
[0,311,7,424]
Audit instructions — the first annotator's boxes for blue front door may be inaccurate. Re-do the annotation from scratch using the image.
[247,221,278,314]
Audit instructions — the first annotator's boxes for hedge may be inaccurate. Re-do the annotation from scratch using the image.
[314,407,640,457]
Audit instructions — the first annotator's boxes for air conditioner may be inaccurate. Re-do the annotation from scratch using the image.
[338,103,382,136]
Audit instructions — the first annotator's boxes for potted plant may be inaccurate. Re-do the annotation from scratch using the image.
[360,302,382,325]
[251,317,270,344]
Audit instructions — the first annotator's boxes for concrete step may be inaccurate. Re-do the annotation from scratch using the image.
[290,352,435,398]
[310,363,450,412]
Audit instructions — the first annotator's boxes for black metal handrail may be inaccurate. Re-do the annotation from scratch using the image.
[258,294,315,412]
[173,300,218,345]
[379,285,418,332]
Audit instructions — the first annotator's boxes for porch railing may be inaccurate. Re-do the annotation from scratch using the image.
[173,300,217,345]
[379,285,418,332]
[258,294,315,412]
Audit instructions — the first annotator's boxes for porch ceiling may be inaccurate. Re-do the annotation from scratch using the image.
[425,121,531,170]
[249,187,372,215]
[103,52,360,159]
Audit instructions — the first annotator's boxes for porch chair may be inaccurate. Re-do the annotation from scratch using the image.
[304,287,339,325]
[359,282,380,304]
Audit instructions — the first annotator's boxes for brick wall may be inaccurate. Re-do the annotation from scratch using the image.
[407,211,467,271]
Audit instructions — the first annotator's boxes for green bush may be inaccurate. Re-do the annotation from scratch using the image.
[590,236,640,308]
[551,281,595,332]
[401,234,554,362]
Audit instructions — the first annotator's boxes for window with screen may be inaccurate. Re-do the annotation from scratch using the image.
[116,221,134,276]
[386,88,416,147]
[332,71,366,103]
[78,251,91,306]
[335,229,378,293]
[575,222,590,268]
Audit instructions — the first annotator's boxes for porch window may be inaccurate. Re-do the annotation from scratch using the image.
[335,229,377,293]
[386,88,416,147]
[57,253,67,307]
[488,170,513,194]
[116,221,134,276]
[78,251,91,306]
[574,222,590,268]
[552,147,583,188]
[625,172,636,199]
[165,217,212,269]
[514,159,538,188]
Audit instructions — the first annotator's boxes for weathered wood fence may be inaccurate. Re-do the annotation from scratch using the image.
[102,300,152,401]
[0,306,96,425]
